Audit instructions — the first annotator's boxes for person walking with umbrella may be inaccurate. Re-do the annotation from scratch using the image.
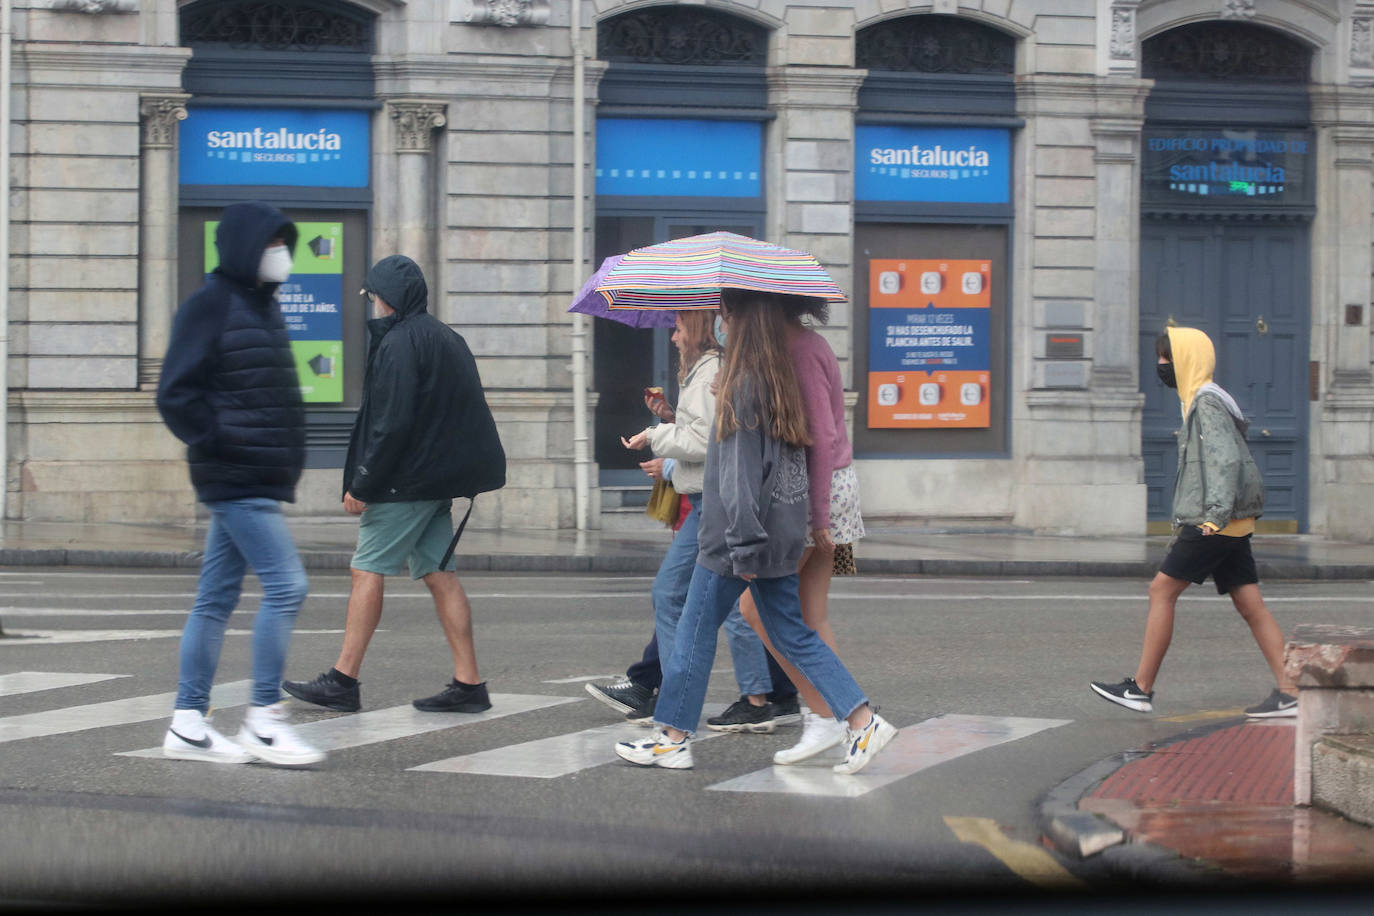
[614,289,897,773]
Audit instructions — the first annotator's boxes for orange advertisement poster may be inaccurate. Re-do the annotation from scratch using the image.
[867,259,992,429]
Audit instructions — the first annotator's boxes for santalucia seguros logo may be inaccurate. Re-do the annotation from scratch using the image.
[206,126,344,164]
[869,143,992,180]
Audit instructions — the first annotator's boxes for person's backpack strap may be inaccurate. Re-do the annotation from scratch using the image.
[439,496,477,572]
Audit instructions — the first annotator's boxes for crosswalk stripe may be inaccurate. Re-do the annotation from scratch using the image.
[0,628,344,645]
[409,703,728,779]
[0,680,251,744]
[117,693,581,758]
[705,714,1071,797]
[0,672,128,697]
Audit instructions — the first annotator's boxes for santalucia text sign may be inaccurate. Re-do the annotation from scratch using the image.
[180,107,371,189]
[1142,128,1314,207]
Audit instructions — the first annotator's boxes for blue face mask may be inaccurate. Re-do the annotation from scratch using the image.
[714,314,728,347]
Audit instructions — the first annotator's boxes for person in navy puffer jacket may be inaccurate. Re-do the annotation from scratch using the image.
[155,201,324,768]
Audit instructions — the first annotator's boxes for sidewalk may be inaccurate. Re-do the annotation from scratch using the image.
[1043,718,1374,885]
[0,516,1372,577]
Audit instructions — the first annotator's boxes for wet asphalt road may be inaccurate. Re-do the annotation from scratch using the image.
[1,567,1371,906]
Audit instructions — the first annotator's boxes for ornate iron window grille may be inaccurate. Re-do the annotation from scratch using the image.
[180,0,371,52]
[1142,22,1310,82]
[597,8,767,66]
[856,15,1014,75]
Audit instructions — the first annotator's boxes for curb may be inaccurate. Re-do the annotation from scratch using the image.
[1037,718,1253,887]
[0,546,1371,579]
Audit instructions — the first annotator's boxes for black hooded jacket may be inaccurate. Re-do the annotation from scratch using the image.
[156,201,305,503]
[343,255,506,503]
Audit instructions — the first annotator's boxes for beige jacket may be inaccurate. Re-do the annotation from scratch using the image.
[645,351,720,495]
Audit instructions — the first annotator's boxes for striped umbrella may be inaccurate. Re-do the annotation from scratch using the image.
[568,255,677,328]
[594,231,847,311]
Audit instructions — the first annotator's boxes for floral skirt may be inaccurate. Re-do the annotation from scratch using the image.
[805,466,865,575]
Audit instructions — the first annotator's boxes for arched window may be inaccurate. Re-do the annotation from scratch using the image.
[597,6,766,67]
[857,14,1014,75]
[180,0,376,98]
[856,15,1016,119]
[1142,21,1311,82]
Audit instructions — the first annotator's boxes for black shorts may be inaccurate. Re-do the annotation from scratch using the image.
[1159,526,1259,595]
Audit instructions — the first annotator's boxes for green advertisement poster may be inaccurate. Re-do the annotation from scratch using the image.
[204,221,345,403]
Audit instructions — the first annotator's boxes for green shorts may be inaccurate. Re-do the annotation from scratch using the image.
[351,499,454,579]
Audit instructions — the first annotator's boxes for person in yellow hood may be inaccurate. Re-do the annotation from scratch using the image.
[1091,327,1297,718]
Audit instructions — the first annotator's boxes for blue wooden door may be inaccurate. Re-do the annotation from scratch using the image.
[1139,219,1309,530]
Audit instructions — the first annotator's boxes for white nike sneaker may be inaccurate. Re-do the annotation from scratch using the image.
[773,712,847,765]
[162,709,253,764]
[614,728,694,769]
[236,702,326,767]
[833,712,898,775]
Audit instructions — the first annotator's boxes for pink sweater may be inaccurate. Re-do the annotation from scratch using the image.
[788,327,852,531]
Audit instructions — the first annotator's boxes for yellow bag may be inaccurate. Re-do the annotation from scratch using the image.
[645,478,680,527]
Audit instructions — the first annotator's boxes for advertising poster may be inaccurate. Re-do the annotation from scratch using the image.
[867,258,991,429]
[204,221,345,404]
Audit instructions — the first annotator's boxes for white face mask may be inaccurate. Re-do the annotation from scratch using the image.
[257,244,293,284]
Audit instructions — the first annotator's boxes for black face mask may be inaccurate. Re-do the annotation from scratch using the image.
[1156,362,1177,389]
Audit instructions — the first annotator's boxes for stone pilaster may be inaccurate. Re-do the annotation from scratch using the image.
[137,93,188,389]
[385,99,447,287]
[765,65,865,384]
[1310,86,1374,539]
[1013,76,1150,535]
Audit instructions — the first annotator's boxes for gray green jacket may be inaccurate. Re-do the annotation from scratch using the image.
[1171,386,1265,531]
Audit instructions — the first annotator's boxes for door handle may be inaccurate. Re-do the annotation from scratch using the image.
[1261,429,1271,437]
[1173,430,1180,438]
[1256,315,1269,335]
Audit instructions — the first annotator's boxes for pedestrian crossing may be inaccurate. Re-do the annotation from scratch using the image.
[0,670,1072,798]
[0,628,345,645]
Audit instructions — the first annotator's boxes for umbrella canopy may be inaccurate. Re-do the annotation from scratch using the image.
[568,254,678,328]
[595,231,847,311]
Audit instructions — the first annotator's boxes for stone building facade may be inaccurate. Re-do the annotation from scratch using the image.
[5,0,1373,540]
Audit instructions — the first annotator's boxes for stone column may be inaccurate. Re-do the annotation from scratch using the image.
[1089,83,1151,389]
[137,93,188,389]
[387,99,447,290]
[1310,86,1374,539]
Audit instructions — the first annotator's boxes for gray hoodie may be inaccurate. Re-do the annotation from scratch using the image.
[697,377,810,579]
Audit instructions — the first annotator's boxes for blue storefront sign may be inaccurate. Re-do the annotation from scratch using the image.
[596,119,762,197]
[856,126,1011,204]
[1141,128,1314,206]
[180,107,371,188]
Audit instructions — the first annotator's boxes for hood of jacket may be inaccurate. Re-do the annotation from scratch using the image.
[1167,326,1248,431]
[213,201,297,290]
[1166,326,1217,416]
[363,255,428,319]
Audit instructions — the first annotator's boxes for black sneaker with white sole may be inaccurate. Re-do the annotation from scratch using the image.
[585,677,655,716]
[626,692,657,726]
[1245,688,1297,718]
[1090,677,1154,713]
[770,695,802,727]
[706,697,777,733]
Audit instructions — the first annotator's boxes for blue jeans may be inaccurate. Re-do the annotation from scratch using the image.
[175,498,310,711]
[656,564,868,734]
[652,495,772,697]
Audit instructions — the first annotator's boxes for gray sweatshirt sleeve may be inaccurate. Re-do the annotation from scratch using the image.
[715,397,769,577]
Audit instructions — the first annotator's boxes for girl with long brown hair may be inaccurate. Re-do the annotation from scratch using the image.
[614,290,897,773]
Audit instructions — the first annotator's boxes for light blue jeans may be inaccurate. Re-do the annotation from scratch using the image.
[656,564,868,734]
[175,497,310,711]
[653,494,772,697]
